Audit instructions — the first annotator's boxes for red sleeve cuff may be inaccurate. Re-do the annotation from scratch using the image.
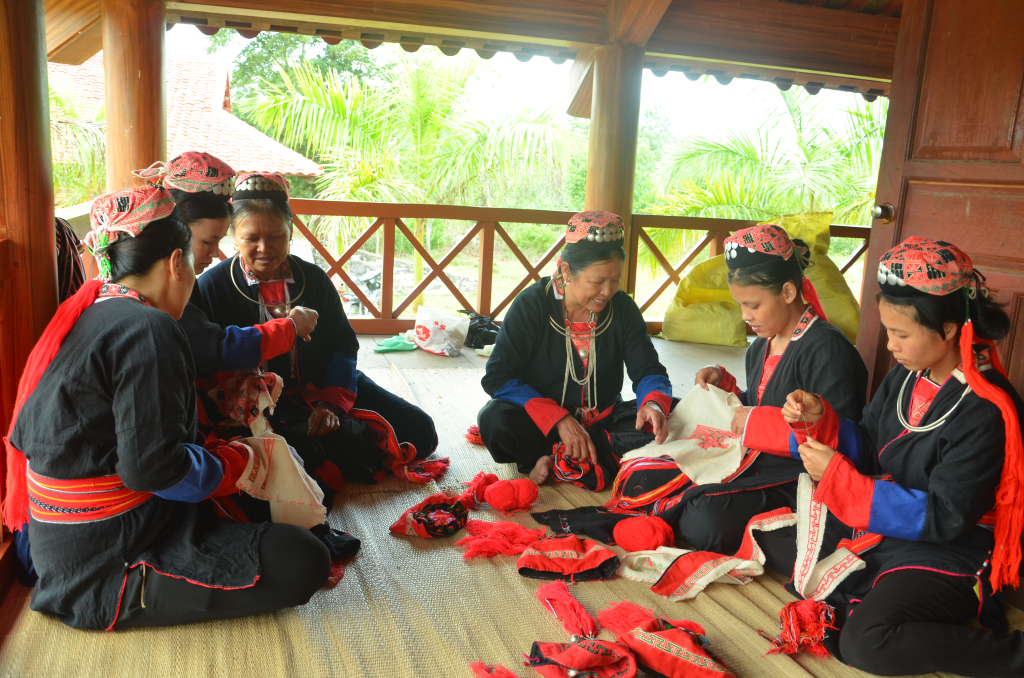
[210,442,251,497]
[314,386,357,414]
[524,398,570,436]
[742,406,793,456]
[641,390,673,414]
[790,398,839,449]
[717,365,742,398]
[255,318,296,363]
[814,453,873,530]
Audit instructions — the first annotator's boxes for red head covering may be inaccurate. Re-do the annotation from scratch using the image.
[724,223,827,321]
[879,237,1023,590]
[134,152,236,197]
[565,211,625,245]
[517,534,620,581]
[83,185,176,282]
[390,490,472,538]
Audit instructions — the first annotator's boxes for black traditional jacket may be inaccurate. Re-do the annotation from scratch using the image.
[9,299,264,629]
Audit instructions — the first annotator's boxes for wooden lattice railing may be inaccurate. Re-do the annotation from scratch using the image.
[258,199,870,334]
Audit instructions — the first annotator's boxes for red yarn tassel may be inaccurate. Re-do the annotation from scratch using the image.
[400,457,450,483]
[469,661,521,677]
[3,280,102,531]
[961,323,1024,590]
[463,471,499,507]
[465,425,484,446]
[759,600,836,658]
[535,580,599,638]
[801,278,828,322]
[596,601,658,636]
[323,561,346,589]
[455,520,546,559]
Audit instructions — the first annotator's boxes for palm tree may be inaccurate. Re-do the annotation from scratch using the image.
[641,89,886,275]
[243,49,583,309]
[49,86,106,208]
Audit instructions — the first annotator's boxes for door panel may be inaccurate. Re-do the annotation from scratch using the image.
[859,0,1024,396]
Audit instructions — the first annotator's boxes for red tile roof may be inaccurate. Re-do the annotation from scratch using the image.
[48,54,323,178]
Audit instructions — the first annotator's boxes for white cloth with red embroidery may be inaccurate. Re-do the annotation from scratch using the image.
[620,384,748,484]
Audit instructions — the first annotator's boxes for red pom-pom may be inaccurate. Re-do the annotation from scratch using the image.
[466,425,484,446]
[484,478,539,514]
[759,599,837,658]
[612,515,675,552]
[469,661,520,677]
[535,580,599,638]
[463,471,500,507]
[596,601,658,636]
[456,520,547,559]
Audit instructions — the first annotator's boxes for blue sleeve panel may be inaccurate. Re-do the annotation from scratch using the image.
[494,379,545,408]
[789,415,863,463]
[635,374,672,406]
[324,352,359,393]
[153,443,224,503]
[868,480,928,541]
[220,325,265,371]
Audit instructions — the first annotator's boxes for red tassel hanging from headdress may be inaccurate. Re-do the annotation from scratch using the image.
[535,580,599,638]
[960,323,1024,590]
[759,599,836,658]
[596,601,658,636]
[455,520,546,559]
[3,280,103,531]
[469,661,521,677]
[801,278,828,322]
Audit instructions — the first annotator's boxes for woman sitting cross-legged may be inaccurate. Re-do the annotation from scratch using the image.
[477,211,674,490]
[197,173,441,502]
[4,185,330,629]
[764,237,1024,676]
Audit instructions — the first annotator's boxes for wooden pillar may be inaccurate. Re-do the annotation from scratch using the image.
[584,43,644,288]
[102,0,166,190]
[0,0,59,432]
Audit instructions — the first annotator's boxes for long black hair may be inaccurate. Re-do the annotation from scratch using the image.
[169,188,233,228]
[879,288,1011,341]
[727,238,812,295]
[560,242,626,276]
[108,213,193,282]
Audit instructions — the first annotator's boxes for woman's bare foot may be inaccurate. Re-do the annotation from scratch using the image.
[530,455,555,485]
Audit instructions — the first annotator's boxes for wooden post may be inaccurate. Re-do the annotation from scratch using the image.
[584,43,644,289]
[477,221,495,316]
[102,0,166,190]
[380,219,395,321]
[0,0,59,432]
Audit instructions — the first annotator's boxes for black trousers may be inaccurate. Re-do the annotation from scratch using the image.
[477,399,562,474]
[758,524,1024,677]
[673,482,798,553]
[116,523,330,628]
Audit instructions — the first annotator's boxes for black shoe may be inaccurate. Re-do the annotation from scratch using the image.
[310,523,361,560]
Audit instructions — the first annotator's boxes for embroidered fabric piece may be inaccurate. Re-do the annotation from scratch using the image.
[757,354,782,404]
[97,284,148,306]
[723,224,794,261]
[789,305,818,341]
[877,236,979,296]
[84,185,176,281]
[685,425,738,451]
[138,152,235,195]
[210,372,284,435]
[565,211,625,244]
[908,376,941,427]
[236,433,326,529]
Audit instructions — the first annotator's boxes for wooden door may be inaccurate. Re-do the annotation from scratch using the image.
[858,0,1024,394]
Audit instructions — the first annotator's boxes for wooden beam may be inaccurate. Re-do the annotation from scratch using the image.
[45,0,101,64]
[167,0,608,47]
[102,0,166,190]
[646,0,898,82]
[608,0,674,45]
[566,47,594,119]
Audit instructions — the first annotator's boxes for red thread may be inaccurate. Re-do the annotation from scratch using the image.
[534,580,598,638]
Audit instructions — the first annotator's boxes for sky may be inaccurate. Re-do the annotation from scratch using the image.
[165,23,874,146]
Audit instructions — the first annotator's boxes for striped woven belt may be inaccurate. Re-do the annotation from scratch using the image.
[27,468,152,524]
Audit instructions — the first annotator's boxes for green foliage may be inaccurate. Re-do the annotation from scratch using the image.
[49,86,106,208]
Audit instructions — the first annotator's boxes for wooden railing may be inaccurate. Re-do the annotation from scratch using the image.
[286,199,872,334]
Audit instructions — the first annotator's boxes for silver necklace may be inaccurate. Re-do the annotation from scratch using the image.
[546,281,615,413]
[896,369,971,433]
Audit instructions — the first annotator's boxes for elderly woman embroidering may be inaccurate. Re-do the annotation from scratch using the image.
[197,173,443,504]
[478,211,674,489]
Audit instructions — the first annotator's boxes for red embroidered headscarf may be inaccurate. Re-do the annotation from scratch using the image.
[879,237,1024,590]
[82,185,176,282]
[724,223,827,321]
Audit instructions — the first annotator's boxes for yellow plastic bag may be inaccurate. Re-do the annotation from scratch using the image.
[762,212,861,343]
[661,256,748,347]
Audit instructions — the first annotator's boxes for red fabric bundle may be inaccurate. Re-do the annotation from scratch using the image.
[534,580,598,638]
[346,408,449,483]
[389,490,472,538]
[3,279,103,531]
[527,639,636,678]
[469,661,520,678]
[612,515,675,551]
[517,534,620,582]
[464,471,499,507]
[456,520,546,559]
[760,599,837,659]
[596,601,658,636]
[485,478,539,514]
[466,425,484,446]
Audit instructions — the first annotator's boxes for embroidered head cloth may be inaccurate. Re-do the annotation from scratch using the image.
[517,533,620,581]
[879,237,1023,589]
[234,172,290,208]
[390,490,472,538]
[724,223,827,320]
[565,211,625,245]
[166,151,235,197]
[83,185,176,282]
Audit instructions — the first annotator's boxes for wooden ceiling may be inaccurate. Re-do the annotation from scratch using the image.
[45,0,898,105]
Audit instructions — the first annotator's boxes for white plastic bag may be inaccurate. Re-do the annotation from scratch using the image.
[413,306,469,357]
